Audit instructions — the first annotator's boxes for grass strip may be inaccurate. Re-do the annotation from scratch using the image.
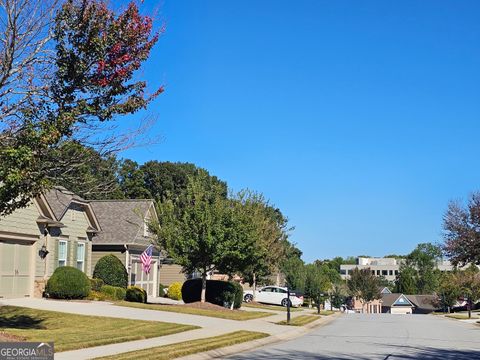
[243,303,303,312]
[115,301,272,320]
[276,315,320,326]
[0,306,197,352]
[96,330,269,360]
[445,314,479,320]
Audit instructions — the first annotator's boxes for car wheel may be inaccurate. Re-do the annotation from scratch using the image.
[244,294,253,303]
[281,298,291,307]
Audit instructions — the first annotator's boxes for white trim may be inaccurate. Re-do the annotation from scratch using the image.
[58,240,68,267]
[76,242,85,272]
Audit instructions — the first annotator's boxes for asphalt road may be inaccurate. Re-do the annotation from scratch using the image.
[227,313,480,360]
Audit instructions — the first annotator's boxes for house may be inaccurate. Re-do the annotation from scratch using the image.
[381,293,415,314]
[405,295,439,314]
[0,186,186,299]
[0,187,100,298]
[90,199,186,298]
[348,297,383,313]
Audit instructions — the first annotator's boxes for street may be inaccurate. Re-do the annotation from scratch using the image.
[227,314,480,359]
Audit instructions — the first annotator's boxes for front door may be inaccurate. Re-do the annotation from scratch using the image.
[0,241,33,298]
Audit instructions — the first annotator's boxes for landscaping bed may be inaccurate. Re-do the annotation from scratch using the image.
[96,330,269,360]
[0,306,198,352]
[276,315,320,326]
[445,314,479,320]
[116,301,273,320]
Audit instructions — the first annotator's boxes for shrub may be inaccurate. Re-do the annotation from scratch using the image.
[86,290,107,301]
[126,286,148,303]
[167,282,183,300]
[100,285,126,300]
[90,278,105,292]
[46,266,91,299]
[93,254,128,288]
[181,279,243,309]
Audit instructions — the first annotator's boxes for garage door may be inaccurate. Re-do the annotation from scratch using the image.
[131,259,157,297]
[0,241,33,298]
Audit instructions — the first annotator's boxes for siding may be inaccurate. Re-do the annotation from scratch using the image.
[159,264,186,286]
[0,202,42,236]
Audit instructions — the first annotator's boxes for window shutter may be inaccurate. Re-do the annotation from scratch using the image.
[53,239,59,270]
[84,243,89,275]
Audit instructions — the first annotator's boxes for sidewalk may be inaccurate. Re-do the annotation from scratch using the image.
[0,298,333,359]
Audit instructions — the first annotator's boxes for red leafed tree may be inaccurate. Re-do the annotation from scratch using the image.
[0,0,163,215]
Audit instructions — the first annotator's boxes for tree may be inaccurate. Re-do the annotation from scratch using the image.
[232,191,289,300]
[347,268,381,313]
[0,0,162,215]
[443,194,480,266]
[305,264,331,314]
[152,171,250,303]
[437,272,461,313]
[456,266,480,318]
[280,244,306,292]
[118,159,151,199]
[395,265,418,294]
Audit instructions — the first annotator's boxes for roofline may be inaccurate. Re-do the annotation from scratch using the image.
[89,199,155,203]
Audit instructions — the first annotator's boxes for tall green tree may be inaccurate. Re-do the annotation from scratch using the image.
[305,264,331,314]
[395,265,418,294]
[152,171,250,303]
[348,268,381,313]
[280,244,306,292]
[437,272,461,313]
[118,159,151,199]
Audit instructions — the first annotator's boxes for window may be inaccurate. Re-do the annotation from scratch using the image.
[76,243,85,271]
[371,270,375,275]
[382,270,388,276]
[395,270,399,275]
[262,287,273,292]
[376,270,381,276]
[389,270,393,276]
[340,269,346,275]
[58,240,67,267]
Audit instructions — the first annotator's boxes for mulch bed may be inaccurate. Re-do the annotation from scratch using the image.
[0,331,25,342]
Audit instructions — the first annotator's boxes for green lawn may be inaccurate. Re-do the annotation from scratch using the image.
[115,301,273,320]
[310,310,334,316]
[0,306,198,352]
[96,331,269,360]
[276,315,320,326]
[445,313,479,320]
[243,303,303,312]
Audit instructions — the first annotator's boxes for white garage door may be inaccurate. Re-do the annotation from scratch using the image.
[0,241,33,298]
[390,307,412,314]
[131,260,157,297]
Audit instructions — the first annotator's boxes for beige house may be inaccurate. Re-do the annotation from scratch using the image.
[0,187,100,298]
[0,186,185,299]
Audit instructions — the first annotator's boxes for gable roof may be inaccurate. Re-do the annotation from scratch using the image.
[90,199,156,246]
[379,286,392,294]
[43,186,100,230]
[381,293,414,307]
[406,295,439,311]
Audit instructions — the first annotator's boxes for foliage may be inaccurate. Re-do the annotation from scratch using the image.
[281,251,306,292]
[0,0,161,215]
[394,265,418,294]
[118,159,151,199]
[443,193,480,266]
[181,279,243,309]
[100,284,127,300]
[330,283,349,309]
[167,282,183,301]
[305,264,332,313]
[437,272,461,312]
[126,286,148,303]
[347,268,381,306]
[153,171,252,302]
[90,278,105,292]
[93,254,128,288]
[45,266,91,299]
[159,283,168,297]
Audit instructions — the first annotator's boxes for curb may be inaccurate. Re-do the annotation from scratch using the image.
[177,312,341,360]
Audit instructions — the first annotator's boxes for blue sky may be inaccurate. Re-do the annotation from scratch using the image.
[119,1,480,263]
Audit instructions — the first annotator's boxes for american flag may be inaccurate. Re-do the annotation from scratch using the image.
[140,245,154,274]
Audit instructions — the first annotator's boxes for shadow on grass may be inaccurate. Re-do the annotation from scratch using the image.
[0,315,45,329]
[227,347,480,359]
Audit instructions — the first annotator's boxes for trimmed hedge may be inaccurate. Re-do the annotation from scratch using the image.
[181,279,243,309]
[100,285,126,300]
[90,278,105,292]
[126,286,148,303]
[159,283,167,297]
[46,266,91,299]
[167,282,183,300]
[93,254,128,288]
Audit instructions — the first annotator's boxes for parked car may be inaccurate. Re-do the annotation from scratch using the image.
[243,286,304,307]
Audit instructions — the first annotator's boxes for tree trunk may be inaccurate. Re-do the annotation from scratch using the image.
[201,272,207,303]
[468,300,472,319]
[252,272,257,301]
[330,294,333,311]
[317,296,320,314]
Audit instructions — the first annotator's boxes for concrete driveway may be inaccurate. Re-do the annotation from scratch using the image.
[227,313,480,359]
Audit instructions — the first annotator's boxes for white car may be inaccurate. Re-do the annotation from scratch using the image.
[243,286,304,307]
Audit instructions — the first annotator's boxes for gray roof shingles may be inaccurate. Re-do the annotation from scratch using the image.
[90,200,154,246]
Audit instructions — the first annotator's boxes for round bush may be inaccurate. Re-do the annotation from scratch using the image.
[46,266,91,299]
[90,278,105,292]
[93,254,128,288]
[167,282,183,300]
[126,286,148,303]
[181,279,243,309]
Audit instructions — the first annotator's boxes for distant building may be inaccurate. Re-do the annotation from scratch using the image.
[340,257,460,282]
